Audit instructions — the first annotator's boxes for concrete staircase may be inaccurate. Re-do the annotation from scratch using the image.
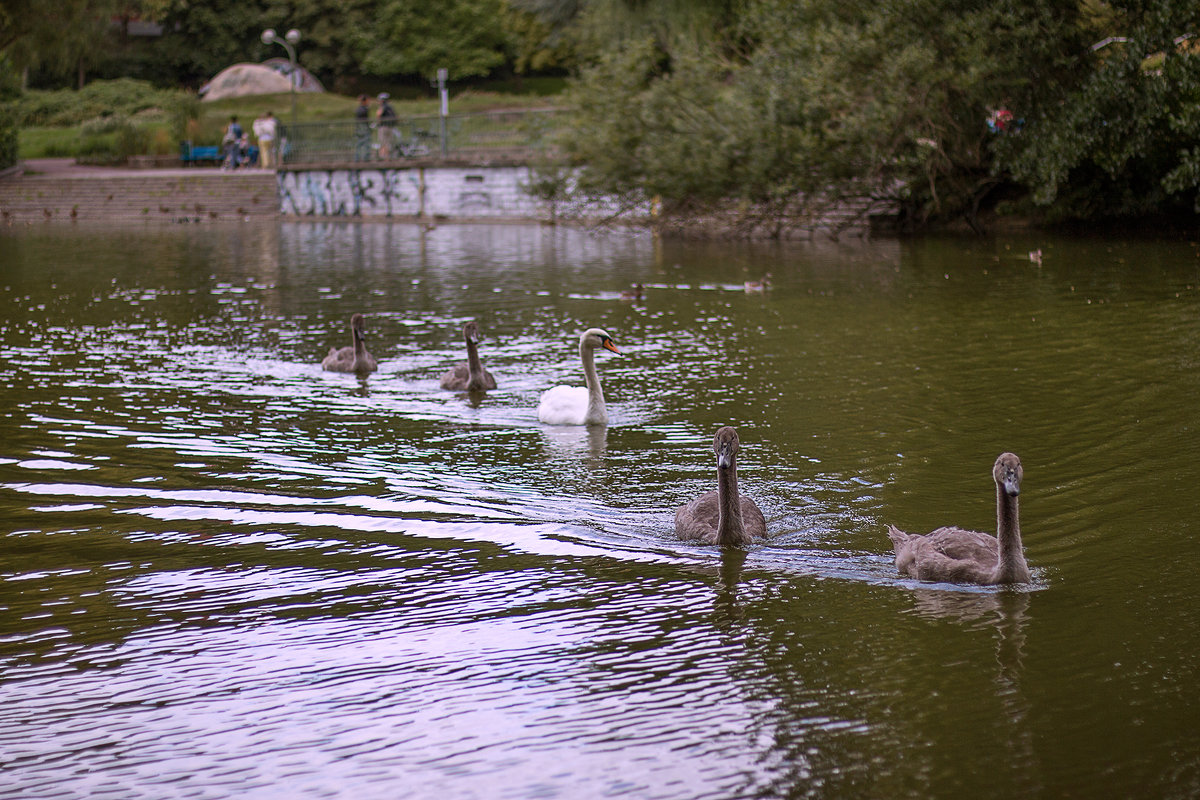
[0,169,278,224]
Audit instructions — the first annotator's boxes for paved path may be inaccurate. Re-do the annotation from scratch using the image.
[18,158,272,179]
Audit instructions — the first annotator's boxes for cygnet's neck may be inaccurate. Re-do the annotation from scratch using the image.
[991,485,1030,583]
[466,337,486,389]
[715,458,748,546]
[352,330,368,368]
[580,341,607,424]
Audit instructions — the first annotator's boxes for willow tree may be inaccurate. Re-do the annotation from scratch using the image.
[1,0,156,88]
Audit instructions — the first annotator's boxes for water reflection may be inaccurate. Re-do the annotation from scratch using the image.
[539,424,608,466]
[461,387,489,408]
[712,547,749,628]
[903,588,1041,796]
[2,223,1200,798]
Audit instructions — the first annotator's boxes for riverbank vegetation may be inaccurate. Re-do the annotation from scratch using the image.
[2,0,1200,231]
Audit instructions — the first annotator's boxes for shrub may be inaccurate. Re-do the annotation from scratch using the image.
[77,114,145,164]
[0,103,18,169]
[0,59,19,169]
[21,78,177,127]
[165,92,201,142]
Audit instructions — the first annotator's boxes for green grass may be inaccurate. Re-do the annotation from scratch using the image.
[19,127,81,158]
[18,80,566,158]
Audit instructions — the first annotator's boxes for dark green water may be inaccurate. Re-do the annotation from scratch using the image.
[1,221,1198,798]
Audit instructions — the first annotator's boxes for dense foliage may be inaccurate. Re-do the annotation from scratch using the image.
[560,0,1200,228]
[17,78,182,127]
[996,1,1200,220]
[5,0,569,91]
[0,58,19,169]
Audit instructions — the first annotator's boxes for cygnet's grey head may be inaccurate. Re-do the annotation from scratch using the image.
[993,452,1022,497]
[714,426,741,470]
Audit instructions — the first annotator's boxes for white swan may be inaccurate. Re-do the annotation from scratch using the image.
[440,320,496,391]
[675,426,768,546]
[537,328,621,425]
[322,313,377,374]
[886,452,1031,585]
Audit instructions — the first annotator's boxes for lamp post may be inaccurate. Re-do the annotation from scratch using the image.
[261,28,301,127]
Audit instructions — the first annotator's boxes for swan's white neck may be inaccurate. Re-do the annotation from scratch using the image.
[991,486,1030,583]
[580,341,607,425]
[715,459,748,546]
[466,337,486,390]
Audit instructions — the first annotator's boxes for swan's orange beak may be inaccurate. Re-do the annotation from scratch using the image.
[602,338,621,354]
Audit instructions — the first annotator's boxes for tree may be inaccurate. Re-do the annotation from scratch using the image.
[260,0,377,87]
[502,4,576,74]
[2,0,154,87]
[561,0,1095,230]
[142,0,272,88]
[995,1,1200,220]
[358,0,511,80]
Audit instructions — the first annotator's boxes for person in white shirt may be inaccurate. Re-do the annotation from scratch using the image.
[252,111,278,169]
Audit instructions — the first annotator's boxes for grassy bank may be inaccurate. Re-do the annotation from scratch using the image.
[18,77,565,160]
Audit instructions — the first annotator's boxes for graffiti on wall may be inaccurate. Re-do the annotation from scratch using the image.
[276,166,647,220]
[278,169,422,217]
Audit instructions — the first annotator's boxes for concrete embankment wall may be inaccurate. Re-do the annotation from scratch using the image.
[281,166,883,235]
[0,163,617,225]
[278,165,622,222]
[0,169,277,224]
[2,161,890,236]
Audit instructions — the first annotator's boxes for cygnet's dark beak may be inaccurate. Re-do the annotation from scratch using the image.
[717,447,733,470]
[1003,475,1020,497]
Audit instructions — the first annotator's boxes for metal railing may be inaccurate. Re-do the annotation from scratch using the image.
[277,108,562,165]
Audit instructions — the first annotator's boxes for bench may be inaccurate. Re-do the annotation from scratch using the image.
[180,142,261,168]
[180,141,222,166]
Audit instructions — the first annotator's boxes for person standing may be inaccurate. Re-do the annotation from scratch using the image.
[222,115,243,170]
[376,92,398,159]
[354,95,372,161]
[253,110,278,169]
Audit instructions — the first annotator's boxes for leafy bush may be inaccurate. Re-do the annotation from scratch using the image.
[165,92,202,142]
[0,103,18,169]
[76,114,146,164]
[0,58,20,169]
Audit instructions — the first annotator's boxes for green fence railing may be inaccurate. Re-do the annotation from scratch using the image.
[278,108,562,165]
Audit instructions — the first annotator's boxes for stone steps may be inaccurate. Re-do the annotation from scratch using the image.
[0,171,278,224]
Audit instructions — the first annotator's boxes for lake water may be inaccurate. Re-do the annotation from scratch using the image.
[2,220,1198,798]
